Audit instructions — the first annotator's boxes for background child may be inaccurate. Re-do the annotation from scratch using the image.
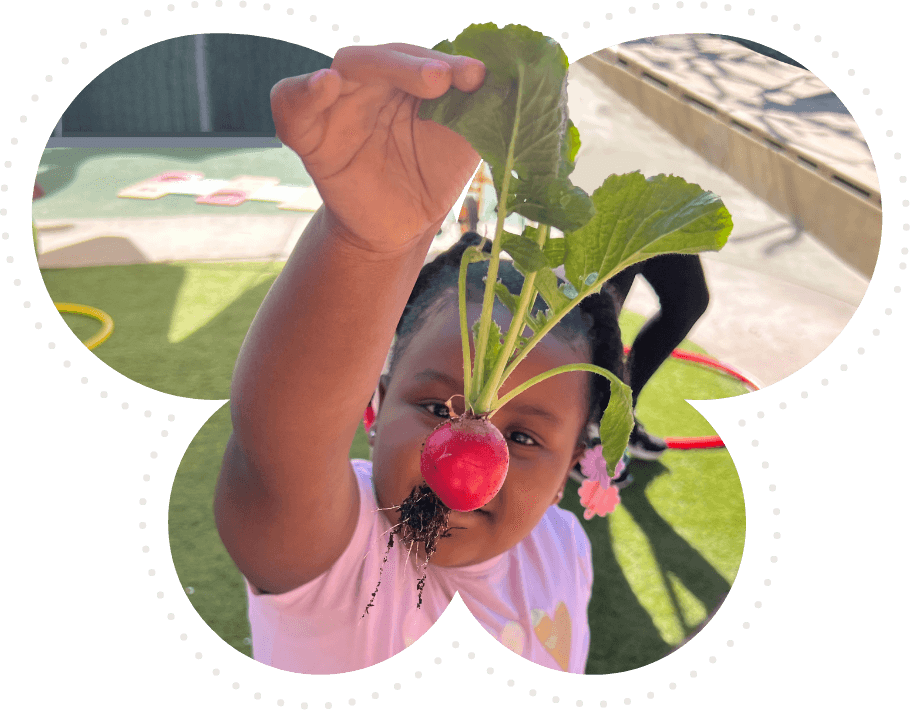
[607,254,710,462]
[213,42,627,674]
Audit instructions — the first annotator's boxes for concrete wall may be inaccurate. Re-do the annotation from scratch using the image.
[578,49,881,279]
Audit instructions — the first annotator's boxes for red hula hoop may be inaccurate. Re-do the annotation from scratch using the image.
[622,347,761,450]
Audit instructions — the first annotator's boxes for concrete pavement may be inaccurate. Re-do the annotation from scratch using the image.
[35,35,874,390]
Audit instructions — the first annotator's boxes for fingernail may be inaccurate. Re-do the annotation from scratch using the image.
[310,68,330,91]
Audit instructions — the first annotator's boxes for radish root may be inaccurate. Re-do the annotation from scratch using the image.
[362,483,463,616]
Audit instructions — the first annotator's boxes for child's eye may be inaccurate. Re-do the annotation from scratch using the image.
[512,431,537,446]
[421,402,537,446]
[422,402,449,417]
[420,402,449,419]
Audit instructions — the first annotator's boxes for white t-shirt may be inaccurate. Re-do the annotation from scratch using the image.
[245,459,594,674]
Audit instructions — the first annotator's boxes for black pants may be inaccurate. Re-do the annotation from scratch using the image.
[608,254,709,407]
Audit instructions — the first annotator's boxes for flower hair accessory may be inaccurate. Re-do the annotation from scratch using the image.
[577,444,625,520]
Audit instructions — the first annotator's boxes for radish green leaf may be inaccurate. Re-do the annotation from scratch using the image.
[420,22,734,484]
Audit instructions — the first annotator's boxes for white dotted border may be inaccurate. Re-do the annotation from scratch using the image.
[3,2,904,707]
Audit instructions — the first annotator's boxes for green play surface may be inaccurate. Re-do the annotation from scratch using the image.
[35,146,314,220]
[44,263,747,674]
[40,260,746,675]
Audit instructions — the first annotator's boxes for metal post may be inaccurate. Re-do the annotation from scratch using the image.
[194,34,212,133]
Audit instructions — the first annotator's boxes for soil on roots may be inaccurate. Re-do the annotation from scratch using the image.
[361,483,462,617]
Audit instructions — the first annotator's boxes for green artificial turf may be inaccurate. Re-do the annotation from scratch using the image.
[39,261,745,673]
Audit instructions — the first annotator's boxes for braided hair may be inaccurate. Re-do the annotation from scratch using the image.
[388,232,627,448]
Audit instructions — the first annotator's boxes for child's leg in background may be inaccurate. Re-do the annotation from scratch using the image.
[625,254,709,407]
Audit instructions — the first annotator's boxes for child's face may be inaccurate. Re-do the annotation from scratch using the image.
[372,300,591,567]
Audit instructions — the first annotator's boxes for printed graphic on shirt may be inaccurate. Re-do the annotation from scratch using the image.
[499,621,526,656]
[531,602,572,671]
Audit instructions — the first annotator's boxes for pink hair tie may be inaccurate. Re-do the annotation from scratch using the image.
[577,445,623,519]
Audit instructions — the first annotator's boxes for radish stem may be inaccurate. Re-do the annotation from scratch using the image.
[468,63,525,406]
[497,289,587,388]
[493,362,627,411]
[475,222,548,412]
[492,361,633,475]
[458,245,480,401]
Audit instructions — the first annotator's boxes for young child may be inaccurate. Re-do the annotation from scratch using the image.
[213,42,626,675]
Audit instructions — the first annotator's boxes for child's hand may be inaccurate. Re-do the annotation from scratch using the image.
[270,43,486,252]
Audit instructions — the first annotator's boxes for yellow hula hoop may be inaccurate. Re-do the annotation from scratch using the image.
[36,225,114,349]
[54,303,114,350]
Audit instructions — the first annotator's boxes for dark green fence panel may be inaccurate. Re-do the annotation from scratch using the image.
[58,34,331,137]
[62,35,202,135]
[205,34,332,134]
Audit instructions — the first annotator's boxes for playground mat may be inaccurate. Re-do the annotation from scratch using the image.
[116,171,322,211]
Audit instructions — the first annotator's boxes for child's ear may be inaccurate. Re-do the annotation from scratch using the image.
[552,471,570,506]
[570,442,587,473]
[552,443,587,506]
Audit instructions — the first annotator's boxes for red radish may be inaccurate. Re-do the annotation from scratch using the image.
[420,414,509,512]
